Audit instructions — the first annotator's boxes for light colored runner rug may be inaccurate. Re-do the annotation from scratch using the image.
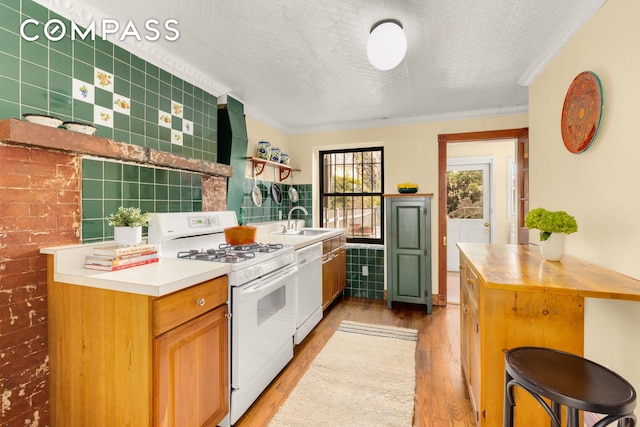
[269,320,418,427]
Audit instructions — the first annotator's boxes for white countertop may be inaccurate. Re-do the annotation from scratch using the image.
[41,226,346,297]
[41,242,232,297]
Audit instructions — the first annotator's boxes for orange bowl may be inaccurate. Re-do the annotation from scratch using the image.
[224,226,257,245]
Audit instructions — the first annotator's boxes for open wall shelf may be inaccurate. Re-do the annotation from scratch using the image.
[247,157,301,181]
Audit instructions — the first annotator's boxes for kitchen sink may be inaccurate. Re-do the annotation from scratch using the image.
[272,228,332,236]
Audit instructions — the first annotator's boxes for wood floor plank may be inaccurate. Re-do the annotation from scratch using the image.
[235,297,476,427]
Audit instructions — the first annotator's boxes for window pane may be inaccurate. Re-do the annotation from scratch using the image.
[447,170,484,219]
[320,148,383,243]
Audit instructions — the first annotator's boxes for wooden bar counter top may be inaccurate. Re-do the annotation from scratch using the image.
[458,242,640,301]
[456,243,640,427]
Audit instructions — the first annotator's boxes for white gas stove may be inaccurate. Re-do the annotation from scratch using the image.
[148,211,297,426]
[148,211,296,286]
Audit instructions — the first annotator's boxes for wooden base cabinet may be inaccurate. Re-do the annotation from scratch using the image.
[47,259,229,427]
[322,233,346,310]
[458,245,584,427]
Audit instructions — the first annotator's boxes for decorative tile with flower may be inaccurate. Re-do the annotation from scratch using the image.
[71,66,193,146]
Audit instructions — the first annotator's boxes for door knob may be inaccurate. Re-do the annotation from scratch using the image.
[484,222,489,227]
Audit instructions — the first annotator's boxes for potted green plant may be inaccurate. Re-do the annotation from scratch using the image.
[525,207,578,261]
[106,206,149,246]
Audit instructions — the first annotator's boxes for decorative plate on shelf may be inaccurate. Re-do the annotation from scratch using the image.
[561,71,603,154]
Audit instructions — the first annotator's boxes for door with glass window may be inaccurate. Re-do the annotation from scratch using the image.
[446,162,491,270]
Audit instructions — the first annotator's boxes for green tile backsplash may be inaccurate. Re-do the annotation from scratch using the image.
[241,179,313,226]
[1,0,218,162]
[345,246,385,300]
[81,158,203,243]
[2,0,223,243]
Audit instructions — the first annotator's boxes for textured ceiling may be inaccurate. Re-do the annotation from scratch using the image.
[39,0,607,134]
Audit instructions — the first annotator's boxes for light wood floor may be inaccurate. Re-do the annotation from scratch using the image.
[236,297,475,427]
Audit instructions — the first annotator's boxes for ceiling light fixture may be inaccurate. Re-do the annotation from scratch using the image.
[366,19,407,71]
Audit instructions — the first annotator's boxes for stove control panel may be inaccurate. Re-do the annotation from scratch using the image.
[188,215,220,228]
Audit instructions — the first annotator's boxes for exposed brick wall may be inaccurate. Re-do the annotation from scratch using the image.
[0,144,81,427]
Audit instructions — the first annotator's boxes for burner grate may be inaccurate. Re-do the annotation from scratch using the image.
[177,248,257,263]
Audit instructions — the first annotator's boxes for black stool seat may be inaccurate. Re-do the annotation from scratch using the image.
[504,346,637,427]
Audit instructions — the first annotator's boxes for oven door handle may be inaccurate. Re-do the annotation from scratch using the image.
[238,266,297,295]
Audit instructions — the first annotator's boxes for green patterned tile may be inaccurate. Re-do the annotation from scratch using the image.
[74,40,94,66]
[72,99,93,122]
[140,166,154,183]
[146,75,159,93]
[131,54,145,71]
[103,161,122,180]
[82,159,103,179]
[123,182,139,199]
[140,184,154,200]
[95,50,113,73]
[94,87,112,108]
[103,180,122,199]
[168,185,181,201]
[21,40,48,67]
[21,60,48,88]
[0,100,19,118]
[114,44,130,63]
[50,35,72,57]
[0,27,19,57]
[82,219,104,240]
[0,4,20,32]
[123,164,139,182]
[82,179,103,199]
[73,59,93,82]
[82,199,103,219]
[130,117,144,135]
[131,67,145,87]
[0,75,19,103]
[21,83,48,110]
[155,184,168,200]
[113,112,130,132]
[22,0,49,22]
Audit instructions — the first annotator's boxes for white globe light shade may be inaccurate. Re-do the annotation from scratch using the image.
[366,20,407,71]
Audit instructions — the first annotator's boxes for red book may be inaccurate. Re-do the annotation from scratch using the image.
[85,251,158,266]
[84,257,159,271]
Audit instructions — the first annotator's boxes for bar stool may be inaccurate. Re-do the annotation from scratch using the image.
[504,346,637,427]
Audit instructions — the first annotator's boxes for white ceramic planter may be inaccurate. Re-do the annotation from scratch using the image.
[114,226,142,246]
[540,233,565,261]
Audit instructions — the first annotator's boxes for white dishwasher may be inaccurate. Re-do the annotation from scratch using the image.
[294,242,323,344]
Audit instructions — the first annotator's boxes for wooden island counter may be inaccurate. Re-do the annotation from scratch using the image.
[457,243,640,427]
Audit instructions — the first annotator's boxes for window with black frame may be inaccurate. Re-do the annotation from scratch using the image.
[319,147,384,244]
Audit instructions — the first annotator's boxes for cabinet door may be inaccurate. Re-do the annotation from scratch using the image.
[336,246,346,295]
[386,197,432,312]
[460,264,471,384]
[322,253,334,309]
[154,305,229,427]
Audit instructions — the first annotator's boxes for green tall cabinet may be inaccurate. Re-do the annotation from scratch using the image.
[385,194,432,313]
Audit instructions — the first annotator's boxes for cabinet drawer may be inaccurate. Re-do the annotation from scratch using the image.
[323,239,333,254]
[465,264,480,299]
[154,276,228,336]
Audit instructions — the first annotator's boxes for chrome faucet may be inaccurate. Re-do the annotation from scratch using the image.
[287,206,309,230]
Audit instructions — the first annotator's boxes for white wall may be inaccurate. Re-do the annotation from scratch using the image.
[529,0,640,390]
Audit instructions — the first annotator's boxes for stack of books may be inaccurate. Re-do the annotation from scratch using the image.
[84,243,158,271]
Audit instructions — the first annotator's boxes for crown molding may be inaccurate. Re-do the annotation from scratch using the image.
[32,0,230,97]
[276,105,529,135]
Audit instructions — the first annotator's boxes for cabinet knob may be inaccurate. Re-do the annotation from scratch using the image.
[197,298,206,307]
[466,278,472,286]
